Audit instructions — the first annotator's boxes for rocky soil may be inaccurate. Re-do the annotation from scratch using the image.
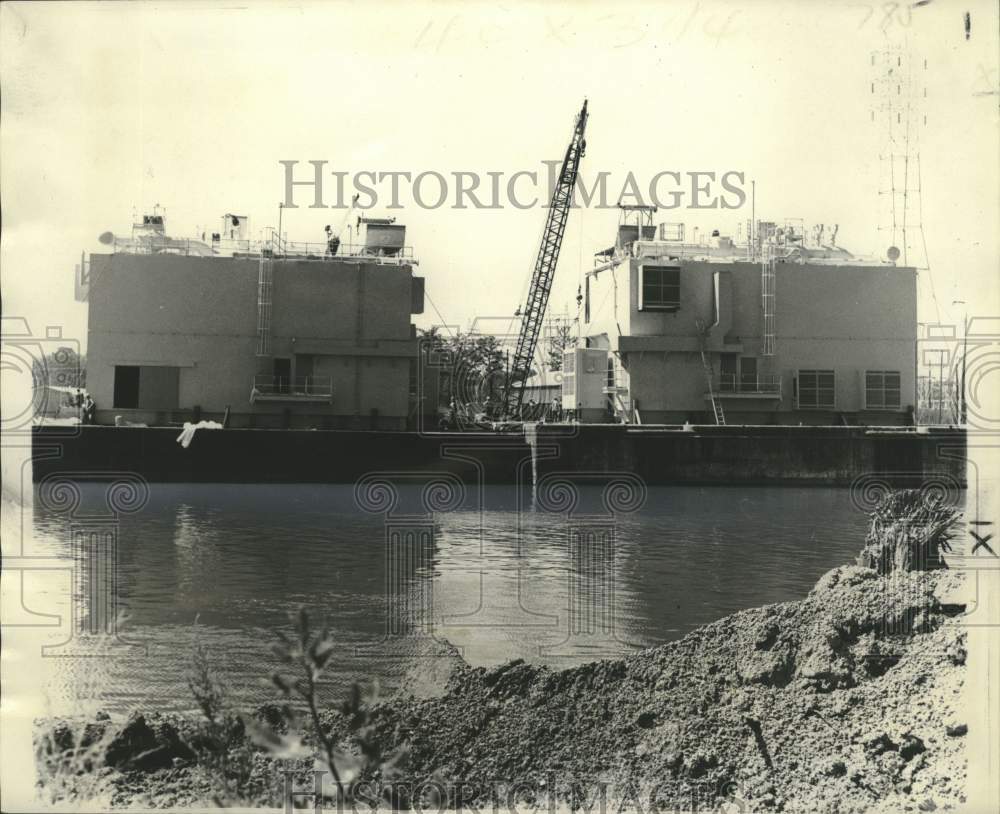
[37,565,969,812]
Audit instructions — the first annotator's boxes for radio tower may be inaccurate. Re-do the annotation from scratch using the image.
[870,47,931,274]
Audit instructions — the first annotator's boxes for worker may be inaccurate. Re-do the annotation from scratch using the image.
[325,225,340,256]
[551,396,562,422]
[82,395,96,425]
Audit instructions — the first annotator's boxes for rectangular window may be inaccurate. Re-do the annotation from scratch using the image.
[113,366,140,408]
[866,370,901,409]
[798,369,835,409]
[639,265,680,311]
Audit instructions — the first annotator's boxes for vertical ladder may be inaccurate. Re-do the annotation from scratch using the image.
[761,242,776,356]
[256,253,273,357]
[699,344,726,425]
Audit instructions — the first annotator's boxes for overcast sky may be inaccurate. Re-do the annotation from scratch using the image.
[2,0,997,351]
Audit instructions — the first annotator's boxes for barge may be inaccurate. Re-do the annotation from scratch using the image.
[31,424,966,487]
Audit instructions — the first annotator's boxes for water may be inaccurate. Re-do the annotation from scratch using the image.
[28,484,876,717]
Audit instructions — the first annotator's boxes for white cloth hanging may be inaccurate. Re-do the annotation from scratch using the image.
[176,420,223,449]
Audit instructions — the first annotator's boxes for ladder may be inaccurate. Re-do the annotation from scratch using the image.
[256,253,273,356]
[699,344,726,425]
[761,242,776,356]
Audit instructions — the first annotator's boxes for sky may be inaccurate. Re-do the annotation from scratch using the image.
[2,0,998,352]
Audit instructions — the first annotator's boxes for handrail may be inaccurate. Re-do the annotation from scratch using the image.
[110,235,417,264]
[251,375,333,397]
[715,373,782,395]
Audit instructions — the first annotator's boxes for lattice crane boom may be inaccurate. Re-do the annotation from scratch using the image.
[502,99,589,418]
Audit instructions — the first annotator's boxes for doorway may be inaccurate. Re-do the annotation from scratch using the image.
[273,358,291,394]
[740,357,758,391]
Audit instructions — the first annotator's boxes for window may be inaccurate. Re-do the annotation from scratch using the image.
[866,370,901,409]
[798,370,835,409]
[639,265,680,311]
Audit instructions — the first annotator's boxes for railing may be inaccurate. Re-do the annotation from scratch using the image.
[110,234,417,264]
[261,235,417,262]
[111,236,223,256]
[715,374,782,396]
[250,375,333,399]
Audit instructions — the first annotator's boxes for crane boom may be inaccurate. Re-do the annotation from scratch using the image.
[502,99,589,418]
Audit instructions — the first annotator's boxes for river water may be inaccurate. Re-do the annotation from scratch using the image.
[28,483,877,717]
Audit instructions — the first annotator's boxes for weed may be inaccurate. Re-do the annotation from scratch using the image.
[245,608,408,806]
[186,621,259,805]
[858,489,961,574]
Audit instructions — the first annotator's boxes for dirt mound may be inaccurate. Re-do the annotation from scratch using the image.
[37,565,968,812]
[360,565,968,812]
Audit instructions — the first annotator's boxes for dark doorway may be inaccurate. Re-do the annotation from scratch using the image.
[740,357,758,391]
[113,366,140,408]
[720,354,737,392]
[273,358,291,394]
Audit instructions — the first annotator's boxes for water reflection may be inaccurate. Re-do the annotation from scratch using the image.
[30,483,887,716]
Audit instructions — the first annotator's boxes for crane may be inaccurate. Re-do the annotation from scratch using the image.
[501,99,589,419]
